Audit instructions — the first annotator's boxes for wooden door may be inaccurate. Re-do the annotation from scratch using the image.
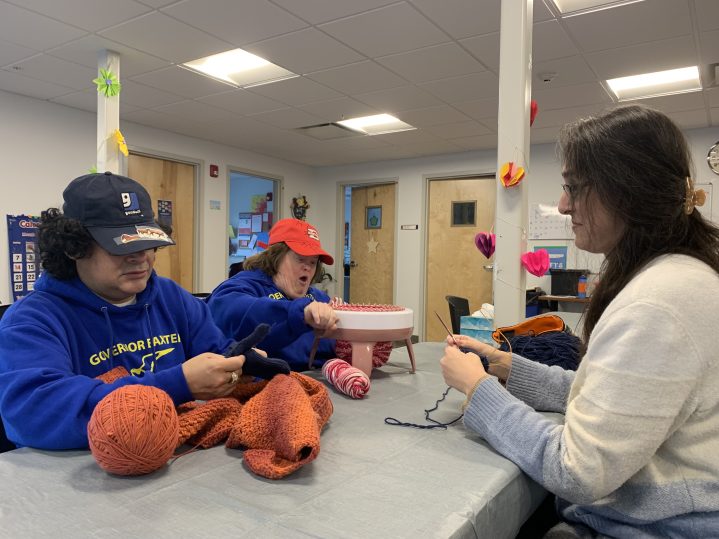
[349,183,396,304]
[128,154,195,292]
[426,177,495,342]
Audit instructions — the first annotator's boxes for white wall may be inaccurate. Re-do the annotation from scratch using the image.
[0,89,318,303]
[316,126,719,337]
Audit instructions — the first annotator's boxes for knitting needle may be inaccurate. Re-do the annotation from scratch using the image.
[434,311,459,346]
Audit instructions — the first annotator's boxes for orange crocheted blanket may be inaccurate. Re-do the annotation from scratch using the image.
[97,367,333,479]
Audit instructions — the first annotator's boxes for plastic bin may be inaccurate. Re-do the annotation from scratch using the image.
[550,269,589,296]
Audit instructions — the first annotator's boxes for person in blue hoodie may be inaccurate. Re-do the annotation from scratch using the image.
[0,172,248,450]
[208,218,338,370]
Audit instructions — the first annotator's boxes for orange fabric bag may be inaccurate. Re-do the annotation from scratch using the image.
[492,314,566,344]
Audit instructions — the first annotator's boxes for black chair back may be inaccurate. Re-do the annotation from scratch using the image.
[445,295,470,335]
[0,303,16,452]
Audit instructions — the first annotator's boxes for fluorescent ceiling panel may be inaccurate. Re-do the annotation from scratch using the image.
[183,48,297,88]
[336,113,415,135]
[552,0,644,15]
[607,66,701,101]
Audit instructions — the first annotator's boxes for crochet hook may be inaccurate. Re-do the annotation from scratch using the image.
[434,311,459,346]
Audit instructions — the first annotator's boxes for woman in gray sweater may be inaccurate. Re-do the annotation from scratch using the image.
[442,104,719,538]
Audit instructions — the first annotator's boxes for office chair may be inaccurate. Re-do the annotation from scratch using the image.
[0,304,16,452]
[445,295,470,335]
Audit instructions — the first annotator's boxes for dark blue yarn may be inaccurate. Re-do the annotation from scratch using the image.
[498,331,581,371]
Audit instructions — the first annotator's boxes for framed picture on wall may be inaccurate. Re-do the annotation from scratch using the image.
[366,206,382,229]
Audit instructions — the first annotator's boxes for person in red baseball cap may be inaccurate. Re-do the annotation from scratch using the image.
[208,218,338,370]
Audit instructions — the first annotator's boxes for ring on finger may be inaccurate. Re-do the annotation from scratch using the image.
[229,371,240,385]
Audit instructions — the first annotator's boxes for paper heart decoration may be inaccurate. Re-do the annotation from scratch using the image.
[521,249,550,277]
[474,232,496,259]
[500,161,525,188]
[530,100,538,126]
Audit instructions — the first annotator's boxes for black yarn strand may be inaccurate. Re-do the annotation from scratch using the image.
[384,386,463,430]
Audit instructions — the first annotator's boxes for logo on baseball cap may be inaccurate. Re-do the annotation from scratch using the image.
[269,218,333,265]
[62,171,175,255]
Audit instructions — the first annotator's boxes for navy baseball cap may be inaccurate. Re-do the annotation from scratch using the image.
[62,171,175,255]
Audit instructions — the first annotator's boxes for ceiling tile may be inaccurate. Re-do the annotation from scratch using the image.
[162,0,307,46]
[0,69,74,99]
[410,0,500,39]
[0,38,38,68]
[244,28,364,74]
[51,88,141,114]
[5,54,97,90]
[710,107,719,126]
[0,2,87,50]
[6,0,151,31]
[419,71,499,103]
[47,35,171,78]
[271,0,397,25]
[532,82,612,110]
[459,33,500,72]
[197,89,287,115]
[564,0,691,53]
[377,43,485,83]
[533,55,597,88]
[707,88,719,108]
[530,126,562,145]
[695,0,719,32]
[120,79,186,108]
[249,107,323,129]
[155,99,239,123]
[245,76,342,106]
[319,3,448,58]
[308,61,407,95]
[533,19,578,61]
[373,128,442,145]
[635,91,707,113]
[452,134,497,150]
[424,120,491,139]
[99,12,231,63]
[531,103,605,128]
[389,139,464,157]
[452,97,498,120]
[355,85,443,112]
[584,35,697,80]
[700,29,719,64]
[298,97,378,123]
[666,108,709,129]
[132,66,233,99]
[396,104,471,127]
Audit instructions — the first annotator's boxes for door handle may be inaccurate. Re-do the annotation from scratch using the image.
[350,260,358,268]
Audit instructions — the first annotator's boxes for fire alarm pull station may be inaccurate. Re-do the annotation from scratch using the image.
[210,164,219,177]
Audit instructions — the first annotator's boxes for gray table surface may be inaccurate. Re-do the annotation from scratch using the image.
[0,342,553,539]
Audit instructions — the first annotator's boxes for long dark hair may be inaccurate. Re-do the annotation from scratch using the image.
[38,208,94,280]
[558,104,719,343]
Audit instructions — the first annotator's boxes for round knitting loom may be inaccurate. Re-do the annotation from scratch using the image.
[309,303,415,377]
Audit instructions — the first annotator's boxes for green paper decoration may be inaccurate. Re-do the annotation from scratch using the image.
[89,165,98,173]
[93,68,121,97]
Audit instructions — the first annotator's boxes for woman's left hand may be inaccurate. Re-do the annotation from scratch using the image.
[440,344,490,395]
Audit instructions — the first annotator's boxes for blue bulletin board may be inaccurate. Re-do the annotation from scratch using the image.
[7,214,41,301]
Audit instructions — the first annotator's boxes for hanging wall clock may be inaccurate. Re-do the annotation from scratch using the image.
[708,141,719,176]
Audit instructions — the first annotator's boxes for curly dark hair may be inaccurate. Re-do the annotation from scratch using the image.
[38,208,94,280]
[38,208,175,280]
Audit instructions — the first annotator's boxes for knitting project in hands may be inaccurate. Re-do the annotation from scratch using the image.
[224,323,291,379]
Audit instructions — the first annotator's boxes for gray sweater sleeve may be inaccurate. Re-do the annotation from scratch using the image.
[505,354,576,413]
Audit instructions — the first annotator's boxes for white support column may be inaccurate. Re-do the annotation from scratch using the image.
[96,50,121,174]
[493,0,533,327]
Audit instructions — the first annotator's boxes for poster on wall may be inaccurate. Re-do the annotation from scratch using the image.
[7,214,41,302]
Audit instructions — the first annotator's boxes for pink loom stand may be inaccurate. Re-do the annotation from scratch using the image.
[309,330,416,377]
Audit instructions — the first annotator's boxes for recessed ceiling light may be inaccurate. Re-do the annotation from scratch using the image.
[607,66,701,101]
[336,114,415,136]
[552,0,644,16]
[182,48,297,88]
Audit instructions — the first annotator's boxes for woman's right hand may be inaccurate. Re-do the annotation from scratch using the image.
[182,352,246,400]
[446,334,513,383]
[304,301,338,336]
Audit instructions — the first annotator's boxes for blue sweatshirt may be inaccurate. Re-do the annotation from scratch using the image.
[0,272,233,450]
[207,269,335,370]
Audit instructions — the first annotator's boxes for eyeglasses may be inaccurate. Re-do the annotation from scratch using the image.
[561,183,579,198]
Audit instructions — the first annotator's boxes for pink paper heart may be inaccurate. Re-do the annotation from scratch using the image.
[521,249,549,277]
[474,232,496,259]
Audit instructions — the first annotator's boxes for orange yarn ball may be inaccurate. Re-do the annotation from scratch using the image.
[88,385,179,476]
